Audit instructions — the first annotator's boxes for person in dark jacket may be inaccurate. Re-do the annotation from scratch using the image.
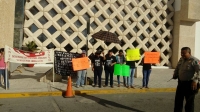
[91,51,104,88]
[141,58,152,89]
[103,50,116,88]
[126,60,139,88]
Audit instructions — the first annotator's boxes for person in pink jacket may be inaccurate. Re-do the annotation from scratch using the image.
[0,48,9,89]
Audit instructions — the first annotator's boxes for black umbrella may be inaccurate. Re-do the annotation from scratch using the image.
[92,31,120,44]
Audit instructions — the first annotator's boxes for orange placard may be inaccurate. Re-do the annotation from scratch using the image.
[72,57,90,71]
[144,52,160,64]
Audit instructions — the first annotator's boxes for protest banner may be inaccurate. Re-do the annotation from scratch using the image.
[126,49,140,61]
[54,51,80,76]
[114,64,130,76]
[144,52,160,64]
[4,45,53,64]
[72,57,90,71]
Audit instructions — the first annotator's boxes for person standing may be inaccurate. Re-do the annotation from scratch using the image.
[173,47,200,112]
[0,48,9,89]
[141,58,152,89]
[91,51,104,88]
[116,50,126,87]
[76,50,87,88]
[126,60,139,89]
[104,50,116,88]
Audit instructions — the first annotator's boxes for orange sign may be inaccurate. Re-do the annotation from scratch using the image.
[144,52,160,64]
[72,57,90,71]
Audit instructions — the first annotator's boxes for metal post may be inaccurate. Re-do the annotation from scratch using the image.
[85,19,90,85]
[52,50,55,85]
[5,62,8,90]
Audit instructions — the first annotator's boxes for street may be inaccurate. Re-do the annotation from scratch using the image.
[0,92,200,112]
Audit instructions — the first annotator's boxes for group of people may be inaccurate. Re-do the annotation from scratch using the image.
[75,47,200,112]
[75,49,152,89]
[1,46,199,111]
[0,48,9,89]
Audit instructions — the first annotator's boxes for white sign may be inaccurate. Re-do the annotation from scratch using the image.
[5,45,53,64]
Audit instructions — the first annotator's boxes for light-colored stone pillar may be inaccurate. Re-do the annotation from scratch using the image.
[172,0,200,68]
[0,0,15,48]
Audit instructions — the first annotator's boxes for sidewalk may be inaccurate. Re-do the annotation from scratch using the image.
[0,66,177,98]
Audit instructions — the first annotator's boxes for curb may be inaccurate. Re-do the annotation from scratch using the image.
[0,88,176,98]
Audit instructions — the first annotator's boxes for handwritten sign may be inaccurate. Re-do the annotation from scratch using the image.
[72,57,90,71]
[126,49,140,61]
[144,52,160,64]
[54,51,80,76]
[114,64,130,76]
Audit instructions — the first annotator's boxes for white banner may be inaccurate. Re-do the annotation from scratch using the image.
[5,45,53,64]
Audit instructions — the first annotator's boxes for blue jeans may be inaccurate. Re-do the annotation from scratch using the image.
[142,69,151,87]
[0,69,9,88]
[76,70,86,86]
[127,68,135,86]
[94,69,102,87]
[104,69,114,86]
[117,76,126,85]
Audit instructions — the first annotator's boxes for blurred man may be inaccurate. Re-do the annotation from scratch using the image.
[103,50,116,88]
[91,51,104,88]
[76,50,87,88]
[116,50,126,87]
[173,47,200,112]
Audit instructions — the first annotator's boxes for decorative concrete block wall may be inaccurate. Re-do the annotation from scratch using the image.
[24,0,174,66]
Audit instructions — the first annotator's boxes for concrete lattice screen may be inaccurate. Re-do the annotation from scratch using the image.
[23,0,174,66]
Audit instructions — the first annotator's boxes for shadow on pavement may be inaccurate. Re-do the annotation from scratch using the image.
[72,91,145,112]
[10,73,44,80]
[49,87,145,112]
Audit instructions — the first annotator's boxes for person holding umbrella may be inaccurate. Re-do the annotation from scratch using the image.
[91,51,104,88]
[103,50,117,88]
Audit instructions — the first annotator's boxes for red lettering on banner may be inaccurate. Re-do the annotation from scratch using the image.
[31,60,43,62]
[5,46,53,63]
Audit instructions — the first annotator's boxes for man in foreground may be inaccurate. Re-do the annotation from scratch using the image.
[173,47,200,112]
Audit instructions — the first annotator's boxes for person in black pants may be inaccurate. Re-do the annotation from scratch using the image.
[103,50,116,88]
[173,47,200,112]
[91,51,104,88]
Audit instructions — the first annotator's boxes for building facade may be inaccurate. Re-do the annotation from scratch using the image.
[0,0,200,69]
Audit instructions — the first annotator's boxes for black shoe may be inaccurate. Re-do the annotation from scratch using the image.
[99,86,102,88]
[93,85,97,87]
[111,85,114,88]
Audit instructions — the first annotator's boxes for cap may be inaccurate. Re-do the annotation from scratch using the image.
[82,50,86,54]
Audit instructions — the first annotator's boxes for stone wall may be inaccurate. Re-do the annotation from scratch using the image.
[0,0,15,48]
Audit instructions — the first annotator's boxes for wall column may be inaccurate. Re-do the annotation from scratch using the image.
[172,0,200,68]
[0,0,15,48]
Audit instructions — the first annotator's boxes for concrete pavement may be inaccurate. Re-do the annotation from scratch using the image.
[0,65,178,98]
